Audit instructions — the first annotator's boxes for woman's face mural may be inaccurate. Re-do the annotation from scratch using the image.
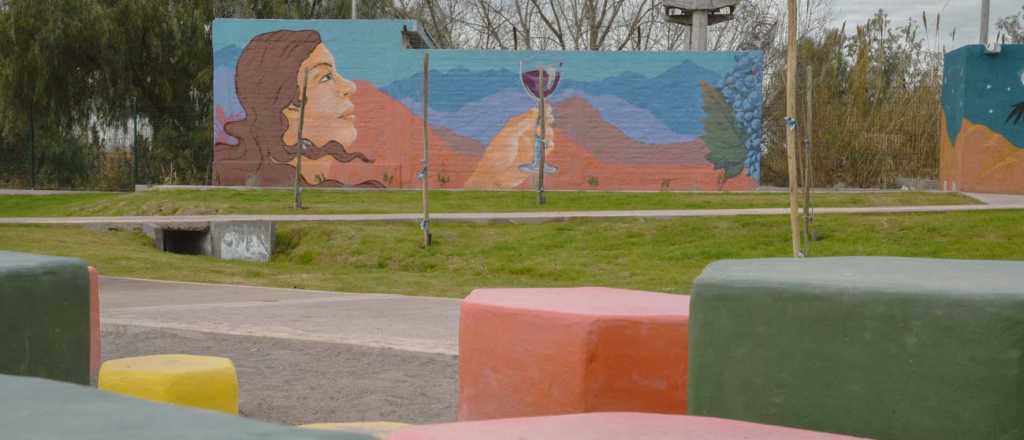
[215,30,378,187]
[282,43,358,149]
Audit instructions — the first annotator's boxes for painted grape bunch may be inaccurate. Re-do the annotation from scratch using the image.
[720,53,764,181]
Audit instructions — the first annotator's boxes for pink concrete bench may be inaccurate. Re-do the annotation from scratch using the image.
[458,287,689,421]
[389,413,868,439]
[88,266,101,379]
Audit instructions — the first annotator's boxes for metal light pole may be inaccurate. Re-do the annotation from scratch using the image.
[980,0,990,45]
[663,1,739,51]
[691,10,708,50]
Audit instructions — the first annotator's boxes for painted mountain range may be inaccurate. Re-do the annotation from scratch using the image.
[339,79,754,191]
[380,61,723,145]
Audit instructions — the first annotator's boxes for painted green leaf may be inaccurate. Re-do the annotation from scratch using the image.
[700,81,747,179]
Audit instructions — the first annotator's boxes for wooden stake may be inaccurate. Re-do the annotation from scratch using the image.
[803,64,814,252]
[422,52,431,246]
[131,101,138,190]
[785,0,801,257]
[537,68,547,205]
[28,105,35,190]
[294,69,310,210]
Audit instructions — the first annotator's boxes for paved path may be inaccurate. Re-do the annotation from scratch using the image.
[5,202,1024,227]
[0,189,81,195]
[102,277,461,355]
[964,192,1024,206]
[99,277,461,425]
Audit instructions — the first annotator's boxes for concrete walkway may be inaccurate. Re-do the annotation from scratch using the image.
[5,202,1024,227]
[102,277,461,355]
[100,276,461,425]
[0,189,82,195]
[964,192,1024,206]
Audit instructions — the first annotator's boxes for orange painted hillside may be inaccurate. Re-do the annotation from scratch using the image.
[348,80,479,188]
[347,81,757,191]
[941,114,1024,194]
[541,98,756,191]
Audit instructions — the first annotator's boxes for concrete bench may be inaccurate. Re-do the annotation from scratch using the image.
[98,354,240,415]
[458,287,689,420]
[88,266,101,379]
[0,373,373,439]
[300,422,409,439]
[0,251,92,385]
[689,257,1024,440]
[390,412,866,439]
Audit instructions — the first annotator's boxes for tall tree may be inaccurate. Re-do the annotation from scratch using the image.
[101,0,214,184]
[996,4,1023,43]
[0,0,112,187]
[761,10,943,188]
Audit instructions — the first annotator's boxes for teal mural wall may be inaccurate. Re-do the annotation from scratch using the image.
[941,44,1024,194]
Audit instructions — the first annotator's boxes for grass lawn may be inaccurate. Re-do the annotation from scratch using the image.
[0,210,1019,297]
[0,190,977,217]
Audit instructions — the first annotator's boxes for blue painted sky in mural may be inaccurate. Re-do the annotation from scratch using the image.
[213,19,763,148]
[213,48,759,146]
[944,44,1024,147]
[381,61,723,144]
[212,19,739,83]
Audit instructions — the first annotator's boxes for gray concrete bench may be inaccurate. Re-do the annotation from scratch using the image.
[688,257,1024,439]
[0,373,373,439]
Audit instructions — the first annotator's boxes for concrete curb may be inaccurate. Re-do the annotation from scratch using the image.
[1,204,1023,227]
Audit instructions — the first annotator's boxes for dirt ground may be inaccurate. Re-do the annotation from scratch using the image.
[100,324,458,426]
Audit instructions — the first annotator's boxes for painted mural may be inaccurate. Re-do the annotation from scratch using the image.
[941,44,1024,194]
[213,19,763,191]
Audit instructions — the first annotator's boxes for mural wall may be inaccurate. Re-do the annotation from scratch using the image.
[941,44,1024,194]
[213,19,763,191]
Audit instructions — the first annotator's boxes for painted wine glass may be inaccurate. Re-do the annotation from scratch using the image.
[519,62,561,174]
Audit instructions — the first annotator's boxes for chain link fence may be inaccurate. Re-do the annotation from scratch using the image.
[0,111,210,191]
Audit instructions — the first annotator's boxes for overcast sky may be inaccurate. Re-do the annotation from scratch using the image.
[832,0,1021,47]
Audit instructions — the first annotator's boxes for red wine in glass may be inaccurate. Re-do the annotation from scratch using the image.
[521,66,561,101]
[519,62,561,174]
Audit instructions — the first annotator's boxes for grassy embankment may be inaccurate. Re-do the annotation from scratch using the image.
[0,209,1019,297]
[0,190,977,217]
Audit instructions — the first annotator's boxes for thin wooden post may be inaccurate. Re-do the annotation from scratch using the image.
[785,0,801,257]
[294,69,310,210]
[537,68,546,205]
[422,53,431,246]
[132,101,138,191]
[803,64,814,252]
[28,105,35,189]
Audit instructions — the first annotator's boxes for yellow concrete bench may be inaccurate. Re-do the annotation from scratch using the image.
[98,354,239,415]
[300,422,410,439]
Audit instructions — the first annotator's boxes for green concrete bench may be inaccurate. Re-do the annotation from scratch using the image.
[0,373,374,439]
[0,251,91,384]
[688,257,1024,440]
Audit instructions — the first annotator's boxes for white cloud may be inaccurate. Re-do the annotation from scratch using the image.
[831,0,1020,46]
